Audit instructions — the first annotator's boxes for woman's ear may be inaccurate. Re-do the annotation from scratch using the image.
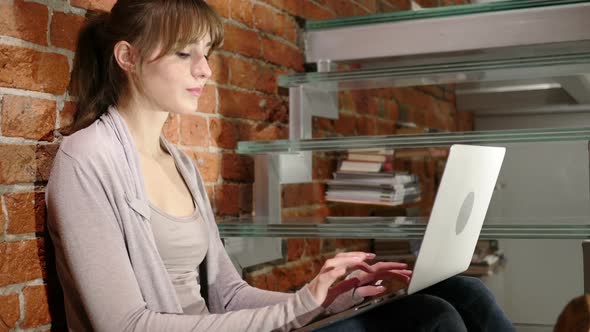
[113,41,136,72]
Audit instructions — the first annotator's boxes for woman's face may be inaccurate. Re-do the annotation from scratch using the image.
[133,34,212,115]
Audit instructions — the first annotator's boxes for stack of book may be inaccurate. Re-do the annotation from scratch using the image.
[325,149,421,206]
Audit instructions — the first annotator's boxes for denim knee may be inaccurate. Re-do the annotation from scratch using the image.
[447,276,495,300]
[398,294,468,331]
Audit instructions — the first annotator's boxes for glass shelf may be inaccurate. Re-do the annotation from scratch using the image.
[278,52,590,90]
[237,127,590,154]
[217,217,590,239]
[306,0,588,30]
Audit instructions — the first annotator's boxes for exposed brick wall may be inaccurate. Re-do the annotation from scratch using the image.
[0,0,471,329]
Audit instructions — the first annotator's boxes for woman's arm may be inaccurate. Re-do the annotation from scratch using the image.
[187,156,365,313]
[46,150,322,332]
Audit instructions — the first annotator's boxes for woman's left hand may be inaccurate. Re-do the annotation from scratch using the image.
[322,260,412,307]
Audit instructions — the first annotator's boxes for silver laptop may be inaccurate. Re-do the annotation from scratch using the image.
[296,144,506,331]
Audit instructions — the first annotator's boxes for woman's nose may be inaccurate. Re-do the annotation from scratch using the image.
[192,56,212,80]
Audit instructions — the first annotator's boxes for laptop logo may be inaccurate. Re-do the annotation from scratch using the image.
[456,191,475,235]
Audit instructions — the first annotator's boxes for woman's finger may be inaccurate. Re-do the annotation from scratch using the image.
[334,252,376,259]
[354,285,387,298]
[321,256,375,274]
[356,269,412,286]
[370,261,408,271]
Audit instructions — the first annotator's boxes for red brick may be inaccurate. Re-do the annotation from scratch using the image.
[22,285,51,328]
[271,266,293,291]
[199,84,216,114]
[205,185,215,208]
[1,96,56,141]
[184,150,219,183]
[209,118,237,149]
[70,0,116,11]
[221,24,261,58]
[35,143,59,182]
[59,102,77,132]
[286,238,304,261]
[162,113,179,144]
[230,0,254,27]
[221,153,253,182]
[0,239,44,287]
[339,91,355,111]
[179,114,209,147]
[238,121,288,142]
[0,144,36,185]
[262,0,303,16]
[314,118,333,132]
[388,99,399,121]
[386,0,412,10]
[5,191,46,235]
[206,0,230,18]
[218,88,267,121]
[0,0,48,45]
[0,293,19,330]
[376,119,396,135]
[253,4,298,44]
[456,111,473,132]
[328,0,357,17]
[0,45,70,94]
[415,0,438,7]
[240,183,253,213]
[0,199,4,235]
[50,11,85,51]
[312,155,336,180]
[228,57,277,94]
[303,1,336,19]
[356,0,378,13]
[305,239,321,257]
[261,37,303,71]
[282,183,325,208]
[215,183,240,215]
[397,88,439,114]
[245,273,268,289]
[333,113,356,135]
[208,53,229,84]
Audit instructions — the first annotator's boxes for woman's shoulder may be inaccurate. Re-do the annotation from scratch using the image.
[58,119,119,165]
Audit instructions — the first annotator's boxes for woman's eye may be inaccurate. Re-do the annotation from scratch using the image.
[176,52,190,59]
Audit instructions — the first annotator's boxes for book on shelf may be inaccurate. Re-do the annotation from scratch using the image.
[325,193,421,206]
[347,148,395,163]
[324,216,420,224]
[333,171,418,185]
[339,160,384,173]
[338,148,395,172]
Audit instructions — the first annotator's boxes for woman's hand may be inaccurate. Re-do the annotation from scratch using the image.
[307,251,412,307]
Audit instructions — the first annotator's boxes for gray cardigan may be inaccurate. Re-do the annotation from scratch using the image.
[45,107,331,331]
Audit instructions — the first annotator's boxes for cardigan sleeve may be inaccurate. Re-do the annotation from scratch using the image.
[46,149,323,332]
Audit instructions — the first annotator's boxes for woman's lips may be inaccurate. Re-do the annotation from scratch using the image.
[186,88,203,96]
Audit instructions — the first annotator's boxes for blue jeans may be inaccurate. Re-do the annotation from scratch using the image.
[316,276,515,332]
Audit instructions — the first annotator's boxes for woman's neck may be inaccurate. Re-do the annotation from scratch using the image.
[116,96,171,160]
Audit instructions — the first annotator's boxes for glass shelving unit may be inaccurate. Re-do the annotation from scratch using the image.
[218,217,590,239]
[306,0,589,30]
[238,127,590,154]
[226,1,590,326]
[278,52,590,91]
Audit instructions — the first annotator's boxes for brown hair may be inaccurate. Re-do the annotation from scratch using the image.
[62,0,224,136]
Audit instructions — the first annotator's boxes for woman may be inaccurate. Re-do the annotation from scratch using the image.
[45,0,515,331]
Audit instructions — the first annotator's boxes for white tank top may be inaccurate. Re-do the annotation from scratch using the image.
[149,198,209,315]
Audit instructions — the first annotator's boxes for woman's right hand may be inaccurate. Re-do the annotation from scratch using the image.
[308,251,411,308]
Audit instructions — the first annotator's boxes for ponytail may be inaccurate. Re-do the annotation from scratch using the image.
[61,11,125,136]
